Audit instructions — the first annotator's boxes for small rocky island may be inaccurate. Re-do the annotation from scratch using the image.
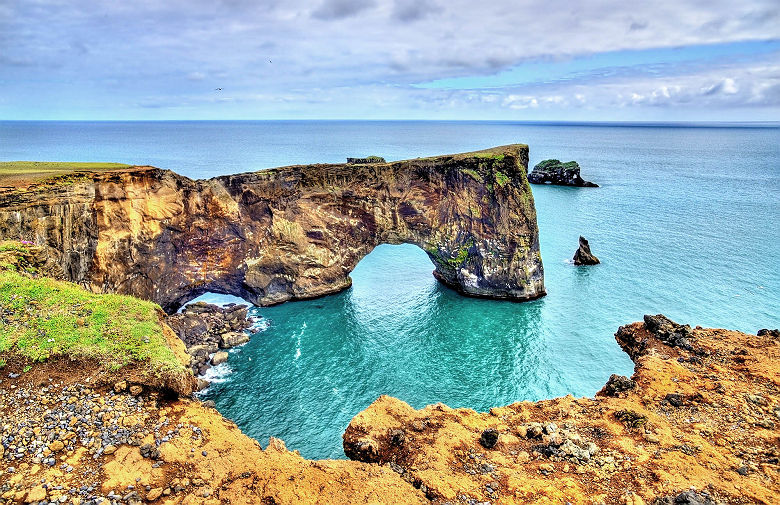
[528,159,598,187]
[573,235,600,265]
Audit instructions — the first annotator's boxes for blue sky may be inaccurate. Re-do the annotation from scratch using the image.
[1,0,779,120]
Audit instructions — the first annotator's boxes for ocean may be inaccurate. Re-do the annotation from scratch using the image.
[2,120,778,459]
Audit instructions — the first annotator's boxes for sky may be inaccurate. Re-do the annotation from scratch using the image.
[1,0,779,121]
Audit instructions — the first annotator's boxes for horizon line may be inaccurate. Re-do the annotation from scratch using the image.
[1,119,779,128]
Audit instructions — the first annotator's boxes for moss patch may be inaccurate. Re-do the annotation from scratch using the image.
[462,168,484,183]
[474,153,505,162]
[494,171,510,187]
[614,409,647,429]
[0,248,185,376]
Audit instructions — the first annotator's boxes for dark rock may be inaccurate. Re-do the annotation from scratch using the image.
[603,374,636,396]
[528,159,598,187]
[653,490,721,505]
[664,393,684,407]
[479,428,499,449]
[643,314,695,351]
[572,236,600,265]
[389,429,405,447]
[139,443,161,460]
[346,156,385,164]
[757,328,780,338]
[168,304,254,374]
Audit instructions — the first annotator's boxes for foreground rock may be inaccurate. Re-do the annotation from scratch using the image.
[0,361,427,505]
[344,316,779,504]
[166,302,255,375]
[0,145,545,312]
[573,235,600,265]
[528,159,598,187]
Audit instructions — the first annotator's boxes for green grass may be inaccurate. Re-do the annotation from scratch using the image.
[462,168,484,183]
[0,161,130,176]
[494,170,510,187]
[0,267,185,375]
[474,153,505,162]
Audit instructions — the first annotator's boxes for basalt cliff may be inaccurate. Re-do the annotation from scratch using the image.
[0,145,544,313]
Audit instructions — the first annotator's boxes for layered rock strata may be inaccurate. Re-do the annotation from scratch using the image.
[0,145,545,313]
[528,159,598,187]
[344,316,779,504]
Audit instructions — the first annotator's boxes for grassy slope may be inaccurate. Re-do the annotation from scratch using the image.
[0,241,185,375]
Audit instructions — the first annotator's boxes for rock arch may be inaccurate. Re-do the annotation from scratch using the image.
[1,145,545,313]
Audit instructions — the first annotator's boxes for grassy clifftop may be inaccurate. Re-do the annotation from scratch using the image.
[0,241,190,386]
[0,161,132,189]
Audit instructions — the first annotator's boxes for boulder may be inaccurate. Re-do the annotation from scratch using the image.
[211,351,229,365]
[573,236,600,265]
[220,332,250,349]
[528,159,598,187]
[602,374,635,396]
[643,314,695,351]
[479,428,499,449]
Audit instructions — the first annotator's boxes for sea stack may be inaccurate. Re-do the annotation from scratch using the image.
[573,236,600,265]
[528,159,598,187]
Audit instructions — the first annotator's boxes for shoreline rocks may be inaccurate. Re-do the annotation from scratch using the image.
[573,235,600,265]
[528,159,598,187]
[166,302,257,378]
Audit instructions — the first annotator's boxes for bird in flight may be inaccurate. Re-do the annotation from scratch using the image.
[215,88,223,91]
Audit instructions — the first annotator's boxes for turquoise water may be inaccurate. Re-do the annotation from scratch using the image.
[2,121,778,459]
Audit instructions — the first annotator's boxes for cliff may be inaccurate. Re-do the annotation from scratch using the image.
[0,145,544,313]
[344,317,779,504]
[2,299,777,503]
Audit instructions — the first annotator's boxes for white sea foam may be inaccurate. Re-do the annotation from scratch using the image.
[200,361,233,384]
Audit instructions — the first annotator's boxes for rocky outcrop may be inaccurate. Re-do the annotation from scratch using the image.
[166,302,256,375]
[0,145,545,313]
[2,302,778,503]
[346,156,385,164]
[528,159,598,187]
[344,316,780,504]
[573,235,600,265]
[0,360,429,505]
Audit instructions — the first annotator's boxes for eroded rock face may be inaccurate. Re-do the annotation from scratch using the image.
[344,317,780,504]
[528,159,598,187]
[0,145,545,313]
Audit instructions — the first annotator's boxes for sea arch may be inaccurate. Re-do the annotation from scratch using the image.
[0,145,545,313]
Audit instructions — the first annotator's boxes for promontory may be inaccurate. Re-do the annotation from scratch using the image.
[0,145,545,313]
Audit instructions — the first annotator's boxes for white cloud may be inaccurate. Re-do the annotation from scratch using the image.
[1,0,779,118]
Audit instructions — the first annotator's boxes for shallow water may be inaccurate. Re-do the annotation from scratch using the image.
[2,120,778,459]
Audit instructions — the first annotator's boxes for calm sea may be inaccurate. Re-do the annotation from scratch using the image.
[2,120,778,459]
